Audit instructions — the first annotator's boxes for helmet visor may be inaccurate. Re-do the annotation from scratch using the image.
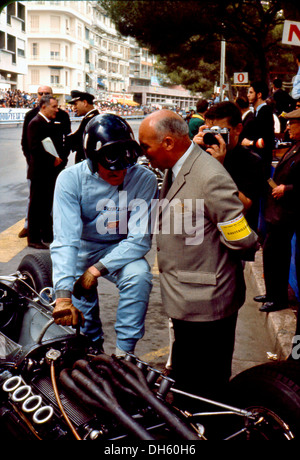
[98,139,141,170]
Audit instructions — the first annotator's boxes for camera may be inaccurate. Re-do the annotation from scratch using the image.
[202,126,230,146]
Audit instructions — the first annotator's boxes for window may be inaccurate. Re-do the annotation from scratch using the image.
[0,32,5,50]
[17,39,25,57]
[31,69,40,85]
[50,43,60,60]
[7,3,15,25]
[50,15,60,33]
[17,2,25,21]
[77,48,82,65]
[50,68,60,84]
[32,42,39,59]
[30,15,39,32]
[17,2,26,31]
[7,34,16,63]
[77,23,82,40]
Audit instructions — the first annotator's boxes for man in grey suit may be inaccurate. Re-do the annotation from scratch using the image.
[139,109,258,400]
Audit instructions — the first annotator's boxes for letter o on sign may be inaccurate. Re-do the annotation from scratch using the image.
[234,72,248,84]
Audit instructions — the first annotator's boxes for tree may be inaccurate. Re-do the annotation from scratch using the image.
[101,0,300,92]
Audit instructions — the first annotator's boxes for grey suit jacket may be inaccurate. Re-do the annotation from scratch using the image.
[156,143,258,322]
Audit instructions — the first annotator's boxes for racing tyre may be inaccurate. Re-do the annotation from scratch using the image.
[17,251,52,292]
[228,361,300,439]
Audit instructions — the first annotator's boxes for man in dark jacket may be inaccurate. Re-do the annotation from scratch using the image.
[26,95,69,249]
[19,85,71,238]
[244,81,275,181]
[254,109,300,312]
[271,78,295,132]
[67,90,99,163]
[193,101,264,233]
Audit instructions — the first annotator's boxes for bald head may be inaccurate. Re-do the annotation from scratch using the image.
[37,85,53,101]
[142,109,189,139]
[139,109,191,170]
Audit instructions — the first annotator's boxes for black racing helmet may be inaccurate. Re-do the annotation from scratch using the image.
[83,113,141,171]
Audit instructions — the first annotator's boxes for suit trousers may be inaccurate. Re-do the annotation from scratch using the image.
[171,312,238,400]
[28,174,56,243]
[263,223,297,305]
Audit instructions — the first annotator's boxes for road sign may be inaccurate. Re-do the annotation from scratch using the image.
[282,20,300,47]
[233,72,248,84]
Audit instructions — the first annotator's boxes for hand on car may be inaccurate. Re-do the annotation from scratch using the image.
[52,298,85,327]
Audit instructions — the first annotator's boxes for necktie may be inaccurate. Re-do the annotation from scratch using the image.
[167,168,173,188]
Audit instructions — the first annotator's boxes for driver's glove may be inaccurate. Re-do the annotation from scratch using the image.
[73,269,98,300]
[52,298,85,327]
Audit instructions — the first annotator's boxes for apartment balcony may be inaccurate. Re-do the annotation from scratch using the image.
[28,55,82,70]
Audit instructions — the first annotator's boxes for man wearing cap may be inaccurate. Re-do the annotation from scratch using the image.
[67,90,99,163]
[254,108,300,312]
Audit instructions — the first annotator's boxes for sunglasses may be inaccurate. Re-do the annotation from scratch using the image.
[38,92,51,96]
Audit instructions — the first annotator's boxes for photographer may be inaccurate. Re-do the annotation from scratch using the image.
[193,101,264,232]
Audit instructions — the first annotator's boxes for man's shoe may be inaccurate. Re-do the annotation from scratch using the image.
[28,242,49,250]
[259,302,289,313]
[253,295,268,303]
[18,228,28,238]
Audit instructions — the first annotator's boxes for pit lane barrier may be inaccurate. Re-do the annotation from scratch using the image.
[0,108,145,125]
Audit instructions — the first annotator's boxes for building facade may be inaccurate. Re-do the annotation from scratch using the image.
[0,1,27,90]
[1,1,199,108]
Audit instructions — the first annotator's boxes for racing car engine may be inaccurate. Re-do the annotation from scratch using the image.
[0,342,200,441]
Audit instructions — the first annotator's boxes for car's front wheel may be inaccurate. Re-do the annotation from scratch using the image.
[18,252,52,293]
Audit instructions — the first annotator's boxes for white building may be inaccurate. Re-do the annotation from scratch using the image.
[0,0,199,108]
[26,1,98,104]
[0,1,27,90]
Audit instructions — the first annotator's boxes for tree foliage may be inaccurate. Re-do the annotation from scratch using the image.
[100,0,300,93]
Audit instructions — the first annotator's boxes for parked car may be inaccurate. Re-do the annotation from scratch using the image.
[0,252,299,440]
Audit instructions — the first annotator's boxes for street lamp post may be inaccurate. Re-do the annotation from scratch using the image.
[220,38,226,102]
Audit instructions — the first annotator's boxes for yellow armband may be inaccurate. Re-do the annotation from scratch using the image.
[217,214,251,241]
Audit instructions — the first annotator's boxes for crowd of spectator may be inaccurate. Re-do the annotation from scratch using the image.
[0,89,146,117]
[0,89,37,108]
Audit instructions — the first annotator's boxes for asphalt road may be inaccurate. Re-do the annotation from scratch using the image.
[0,121,275,377]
